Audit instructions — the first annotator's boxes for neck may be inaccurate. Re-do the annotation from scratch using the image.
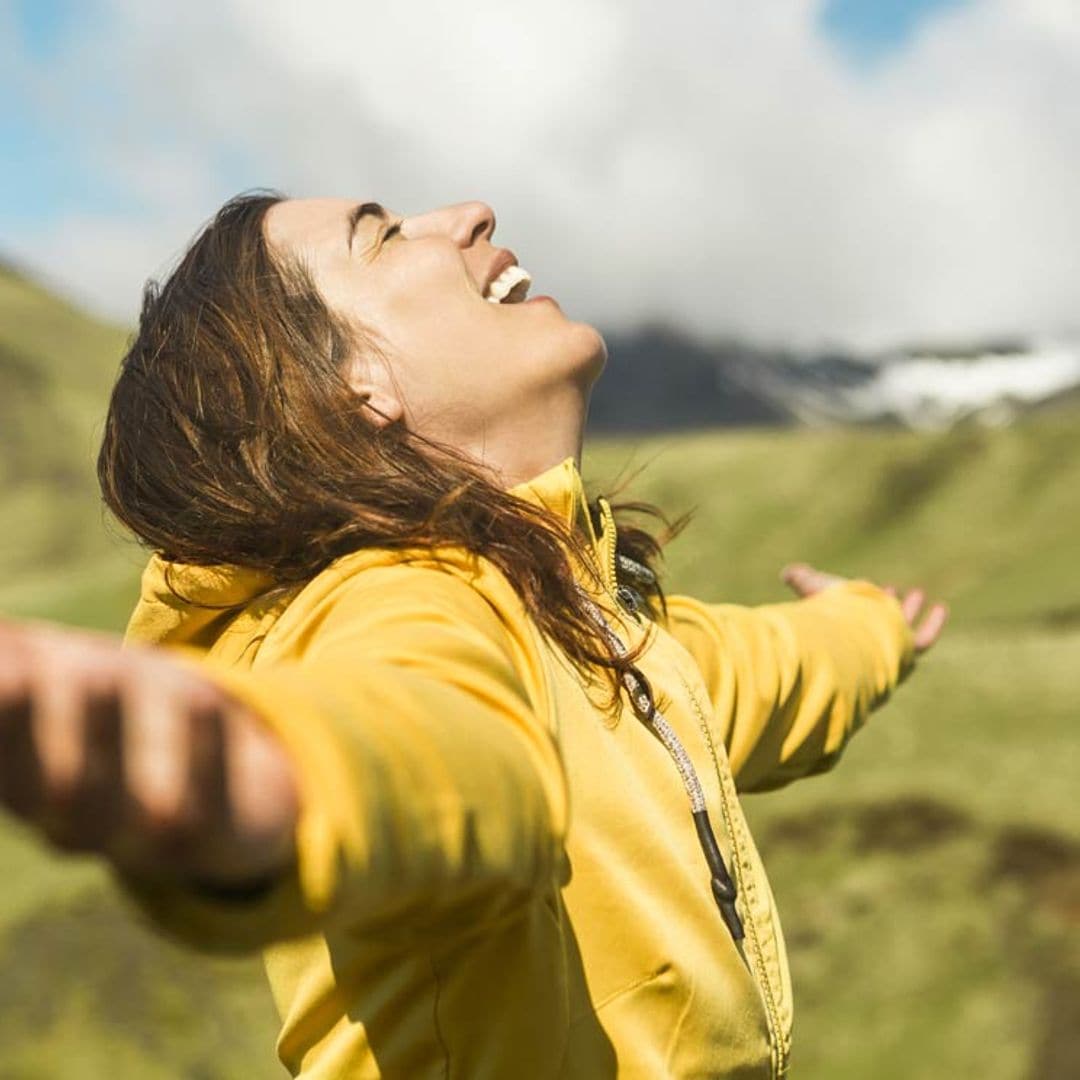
[462,380,589,489]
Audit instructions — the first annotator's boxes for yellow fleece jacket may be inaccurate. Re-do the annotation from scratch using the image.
[122,456,914,1079]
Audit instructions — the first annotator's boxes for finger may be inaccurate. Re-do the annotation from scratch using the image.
[225,706,298,844]
[48,688,124,853]
[116,676,193,868]
[0,664,43,819]
[913,602,949,653]
[780,563,810,594]
[182,695,229,842]
[882,584,898,599]
[782,563,841,597]
[195,702,298,883]
[30,664,86,829]
[901,588,926,626]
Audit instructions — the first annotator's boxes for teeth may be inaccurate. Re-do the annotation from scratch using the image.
[485,264,532,304]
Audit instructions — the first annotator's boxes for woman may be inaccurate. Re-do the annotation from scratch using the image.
[0,193,945,1077]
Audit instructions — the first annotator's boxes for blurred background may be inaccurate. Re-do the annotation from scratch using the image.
[1,0,1078,1076]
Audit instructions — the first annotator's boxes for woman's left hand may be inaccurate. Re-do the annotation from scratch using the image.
[781,562,948,655]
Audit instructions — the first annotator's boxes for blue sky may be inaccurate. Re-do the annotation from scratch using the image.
[1,0,1076,350]
[2,0,131,226]
[820,0,969,63]
[2,0,963,234]
[13,0,75,58]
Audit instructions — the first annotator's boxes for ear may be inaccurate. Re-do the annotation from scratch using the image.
[343,355,405,429]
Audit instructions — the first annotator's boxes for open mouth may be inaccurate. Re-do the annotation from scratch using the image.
[484,264,532,304]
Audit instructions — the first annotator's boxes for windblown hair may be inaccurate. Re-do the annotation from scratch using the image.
[97,192,687,707]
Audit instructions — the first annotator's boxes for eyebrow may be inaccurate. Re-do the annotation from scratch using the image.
[347,201,388,252]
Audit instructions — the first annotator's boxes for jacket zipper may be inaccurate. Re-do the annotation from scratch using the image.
[592,496,787,1077]
[678,670,790,1079]
[576,587,746,941]
[597,497,620,599]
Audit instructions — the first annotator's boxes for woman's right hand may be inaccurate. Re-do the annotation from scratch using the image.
[0,618,298,890]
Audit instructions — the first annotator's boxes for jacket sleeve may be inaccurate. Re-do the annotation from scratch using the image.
[662,581,915,794]
[119,565,567,953]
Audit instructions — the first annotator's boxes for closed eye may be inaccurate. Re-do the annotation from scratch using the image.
[381,221,403,244]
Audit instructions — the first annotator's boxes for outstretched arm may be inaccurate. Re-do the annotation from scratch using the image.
[0,618,299,891]
[664,563,947,793]
[0,567,567,952]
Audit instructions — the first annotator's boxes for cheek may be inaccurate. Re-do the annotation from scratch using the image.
[379,252,480,343]
[374,306,493,406]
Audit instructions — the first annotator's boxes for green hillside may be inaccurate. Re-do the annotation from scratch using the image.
[0,264,285,1076]
[0,265,1076,1077]
[0,264,146,630]
[585,408,1080,627]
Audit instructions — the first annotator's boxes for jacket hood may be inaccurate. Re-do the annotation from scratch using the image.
[125,455,602,650]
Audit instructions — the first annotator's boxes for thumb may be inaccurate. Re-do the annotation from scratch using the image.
[781,563,847,598]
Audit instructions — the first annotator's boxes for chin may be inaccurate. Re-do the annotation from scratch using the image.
[519,313,606,391]
[565,320,608,386]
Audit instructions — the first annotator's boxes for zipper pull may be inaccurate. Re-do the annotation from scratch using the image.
[616,584,644,621]
[693,809,745,941]
[617,553,658,589]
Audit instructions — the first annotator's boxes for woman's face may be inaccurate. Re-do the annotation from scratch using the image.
[264,197,606,447]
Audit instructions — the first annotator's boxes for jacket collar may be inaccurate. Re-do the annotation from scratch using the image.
[127,455,611,648]
[510,456,616,595]
[509,455,601,547]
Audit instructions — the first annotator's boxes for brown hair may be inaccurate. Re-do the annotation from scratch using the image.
[97,192,686,708]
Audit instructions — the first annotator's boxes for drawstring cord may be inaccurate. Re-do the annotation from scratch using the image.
[575,586,745,942]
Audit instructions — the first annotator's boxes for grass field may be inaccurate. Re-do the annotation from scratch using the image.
[585,424,1080,1078]
[1,265,1077,1077]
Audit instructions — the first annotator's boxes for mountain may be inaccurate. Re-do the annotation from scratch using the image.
[588,324,1080,433]
[587,325,791,431]
[749,339,1080,429]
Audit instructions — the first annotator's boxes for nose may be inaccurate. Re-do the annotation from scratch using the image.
[403,201,496,247]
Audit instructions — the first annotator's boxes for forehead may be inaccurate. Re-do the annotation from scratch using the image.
[264,197,368,258]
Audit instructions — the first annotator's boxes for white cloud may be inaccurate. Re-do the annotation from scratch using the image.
[6,0,1080,349]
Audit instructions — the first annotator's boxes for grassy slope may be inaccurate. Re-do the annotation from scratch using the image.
[585,423,1080,1080]
[584,405,1080,626]
[0,266,146,630]
[0,266,283,1076]
[0,268,1076,1076]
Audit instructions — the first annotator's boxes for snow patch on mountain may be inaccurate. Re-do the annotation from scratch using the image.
[834,342,1080,428]
[745,339,1080,430]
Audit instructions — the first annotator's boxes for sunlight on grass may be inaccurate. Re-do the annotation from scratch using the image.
[1,263,1076,1077]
